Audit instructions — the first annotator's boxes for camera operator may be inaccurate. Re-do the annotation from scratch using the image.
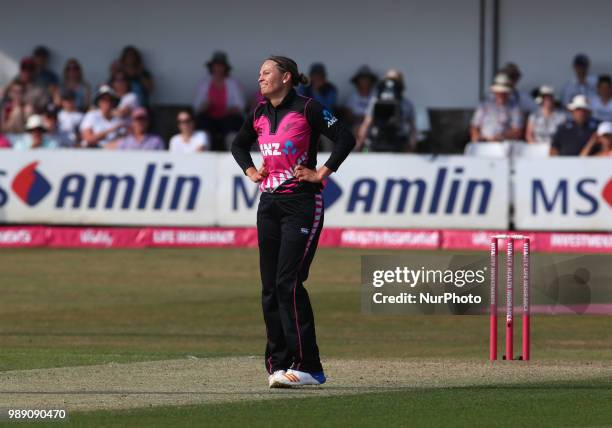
[355,69,416,152]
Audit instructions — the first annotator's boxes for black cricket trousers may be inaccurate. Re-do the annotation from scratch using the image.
[257,191,324,374]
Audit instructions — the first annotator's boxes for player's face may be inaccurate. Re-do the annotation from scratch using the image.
[259,60,287,97]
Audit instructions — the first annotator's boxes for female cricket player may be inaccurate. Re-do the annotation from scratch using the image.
[231,56,355,387]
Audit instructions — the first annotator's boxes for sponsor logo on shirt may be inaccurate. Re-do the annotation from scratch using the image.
[260,143,281,156]
[282,140,297,155]
[323,109,337,128]
[300,227,310,235]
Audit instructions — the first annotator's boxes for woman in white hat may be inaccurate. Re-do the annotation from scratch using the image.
[580,121,612,157]
[12,115,58,150]
[525,86,566,144]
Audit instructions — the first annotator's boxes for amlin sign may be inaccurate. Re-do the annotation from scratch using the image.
[0,151,217,225]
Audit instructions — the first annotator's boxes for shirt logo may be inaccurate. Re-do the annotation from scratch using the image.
[300,227,310,235]
[282,140,297,155]
[323,109,338,128]
[260,143,281,156]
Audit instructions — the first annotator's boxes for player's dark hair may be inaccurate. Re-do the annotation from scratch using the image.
[267,55,309,86]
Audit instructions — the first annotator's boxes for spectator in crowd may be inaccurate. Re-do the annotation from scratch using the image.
[344,65,378,132]
[193,51,245,150]
[580,121,612,157]
[111,107,164,150]
[590,75,612,122]
[32,46,59,89]
[356,69,416,152]
[12,57,49,112]
[499,63,537,114]
[43,104,73,147]
[550,95,598,156]
[12,115,58,149]
[1,81,30,134]
[109,59,123,78]
[298,62,338,112]
[470,77,523,142]
[57,58,91,112]
[119,46,153,106]
[562,54,597,106]
[169,110,209,153]
[526,86,566,144]
[57,89,84,146]
[80,85,124,148]
[110,70,140,120]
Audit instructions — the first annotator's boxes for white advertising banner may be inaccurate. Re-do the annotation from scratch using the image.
[514,158,612,231]
[222,153,510,229]
[0,150,217,225]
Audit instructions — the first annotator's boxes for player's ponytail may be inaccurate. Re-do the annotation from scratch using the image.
[297,73,309,86]
[267,55,307,87]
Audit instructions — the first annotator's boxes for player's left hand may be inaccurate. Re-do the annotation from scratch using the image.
[293,165,324,183]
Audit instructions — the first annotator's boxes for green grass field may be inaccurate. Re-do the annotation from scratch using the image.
[1,248,611,427]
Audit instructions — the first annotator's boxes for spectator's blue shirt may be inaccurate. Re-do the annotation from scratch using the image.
[551,117,598,156]
[298,83,338,112]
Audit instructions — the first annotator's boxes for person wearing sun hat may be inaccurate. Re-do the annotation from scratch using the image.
[470,73,523,142]
[193,51,245,150]
[12,114,58,150]
[80,85,124,148]
[550,94,598,156]
[580,121,612,157]
[344,65,378,131]
[526,85,566,144]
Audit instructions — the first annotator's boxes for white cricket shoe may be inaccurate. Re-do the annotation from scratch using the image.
[272,369,326,387]
[268,370,286,388]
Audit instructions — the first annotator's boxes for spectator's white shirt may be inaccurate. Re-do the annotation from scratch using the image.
[118,92,140,110]
[58,110,84,145]
[590,96,612,122]
[79,109,123,147]
[169,131,209,153]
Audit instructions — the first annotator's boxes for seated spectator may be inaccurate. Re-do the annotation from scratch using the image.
[110,70,140,120]
[298,63,338,112]
[526,86,566,144]
[43,105,73,147]
[1,81,30,134]
[356,69,416,152]
[57,89,84,146]
[550,95,598,156]
[562,54,597,106]
[110,107,164,151]
[169,110,209,153]
[470,77,523,142]
[0,133,11,148]
[193,51,245,150]
[80,85,125,148]
[344,65,378,131]
[500,63,537,114]
[56,58,91,112]
[12,57,49,112]
[119,46,154,106]
[590,75,612,122]
[580,121,612,157]
[32,46,59,90]
[12,115,58,149]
